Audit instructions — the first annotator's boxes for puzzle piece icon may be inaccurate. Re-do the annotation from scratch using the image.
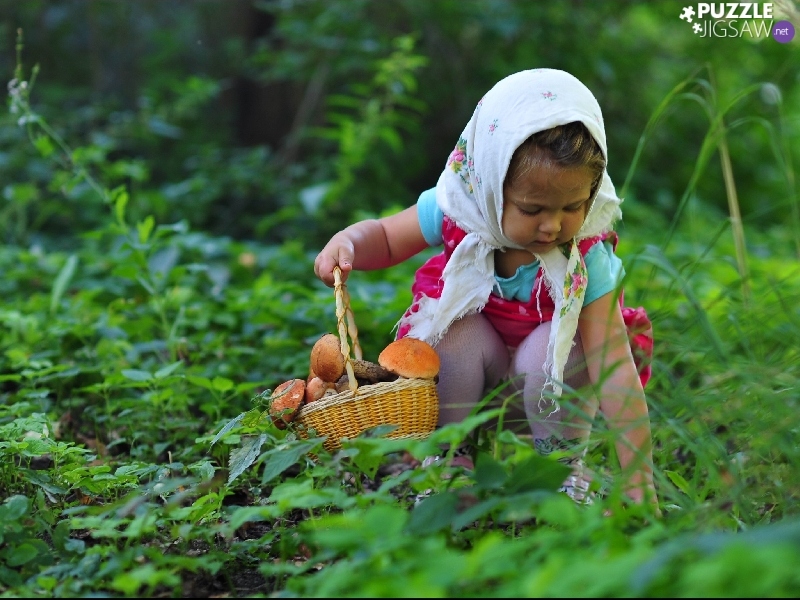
[680,6,695,22]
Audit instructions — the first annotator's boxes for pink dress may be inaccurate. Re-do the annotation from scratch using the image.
[397,216,653,388]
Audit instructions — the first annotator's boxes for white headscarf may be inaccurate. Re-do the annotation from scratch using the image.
[402,69,622,403]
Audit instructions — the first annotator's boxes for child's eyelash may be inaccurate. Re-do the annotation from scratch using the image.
[517,204,584,215]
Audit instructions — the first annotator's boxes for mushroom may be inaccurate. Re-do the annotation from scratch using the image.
[310,334,345,383]
[269,379,306,428]
[306,363,318,385]
[310,333,396,384]
[305,376,336,403]
[378,337,440,379]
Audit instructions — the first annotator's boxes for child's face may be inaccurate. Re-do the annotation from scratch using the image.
[501,161,594,254]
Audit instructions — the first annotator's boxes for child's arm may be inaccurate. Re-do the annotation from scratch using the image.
[314,205,429,287]
[578,292,660,514]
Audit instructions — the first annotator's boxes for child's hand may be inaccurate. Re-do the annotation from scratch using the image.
[313,208,427,287]
[314,233,354,287]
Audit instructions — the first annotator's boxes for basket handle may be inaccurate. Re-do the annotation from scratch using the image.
[333,266,362,394]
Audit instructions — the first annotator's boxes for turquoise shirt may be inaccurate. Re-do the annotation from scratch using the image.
[416,188,625,304]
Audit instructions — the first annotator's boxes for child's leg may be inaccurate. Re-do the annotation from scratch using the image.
[511,321,597,441]
[433,312,510,426]
[510,322,599,502]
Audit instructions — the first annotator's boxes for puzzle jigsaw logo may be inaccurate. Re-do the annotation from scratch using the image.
[678,3,795,41]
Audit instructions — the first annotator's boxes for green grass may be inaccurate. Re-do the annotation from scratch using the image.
[2,34,800,599]
[2,202,799,597]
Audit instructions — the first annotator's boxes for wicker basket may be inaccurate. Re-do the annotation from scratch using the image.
[295,267,438,452]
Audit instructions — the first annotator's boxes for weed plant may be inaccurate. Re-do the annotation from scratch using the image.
[1,30,800,599]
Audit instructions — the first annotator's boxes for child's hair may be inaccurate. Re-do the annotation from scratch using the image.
[505,121,606,197]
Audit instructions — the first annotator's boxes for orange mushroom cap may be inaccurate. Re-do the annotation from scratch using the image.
[378,337,440,379]
[269,378,306,428]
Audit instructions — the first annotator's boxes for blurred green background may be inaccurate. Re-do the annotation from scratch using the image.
[1,0,798,253]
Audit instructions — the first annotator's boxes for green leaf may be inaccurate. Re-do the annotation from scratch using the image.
[345,438,386,479]
[135,275,156,295]
[210,412,246,446]
[498,491,549,523]
[4,182,39,204]
[450,496,504,531]
[534,493,581,528]
[52,520,84,555]
[212,376,234,392]
[474,452,509,491]
[241,408,270,428]
[1,495,30,521]
[504,454,571,495]
[235,381,263,394]
[5,542,38,566]
[148,247,180,279]
[415,411,500,460]
[187,375,214,391]
[228,434,267,484]
[114,188,129,225]
[0,564,22,587]
[111,564,179,595]
[260,439,321,484]
[379,127,402,152]
[50,254,78,314]
[110,263,139,281]
[359,424,399,439]
[121,369,153,382]
[665,469,692,496]
[154,361,183,379]
[33,135,55,157]
[406,491,459,535]
[189,460,217,481]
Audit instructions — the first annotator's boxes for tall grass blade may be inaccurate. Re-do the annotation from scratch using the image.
[716,127,751,306]
[626,68,767,307]
[619,68,705,201]
[777,98,800,258]
[636,246,727,360]
[708,68,751,306]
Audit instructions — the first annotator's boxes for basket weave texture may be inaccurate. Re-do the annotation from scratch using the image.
[295,267,438,452]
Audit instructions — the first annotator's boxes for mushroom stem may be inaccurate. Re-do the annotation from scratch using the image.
[352,359,395,383]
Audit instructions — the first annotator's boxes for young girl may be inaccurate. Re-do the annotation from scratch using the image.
[314,69,659,512]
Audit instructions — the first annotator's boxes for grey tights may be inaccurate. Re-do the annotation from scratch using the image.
[433,312,599,454]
